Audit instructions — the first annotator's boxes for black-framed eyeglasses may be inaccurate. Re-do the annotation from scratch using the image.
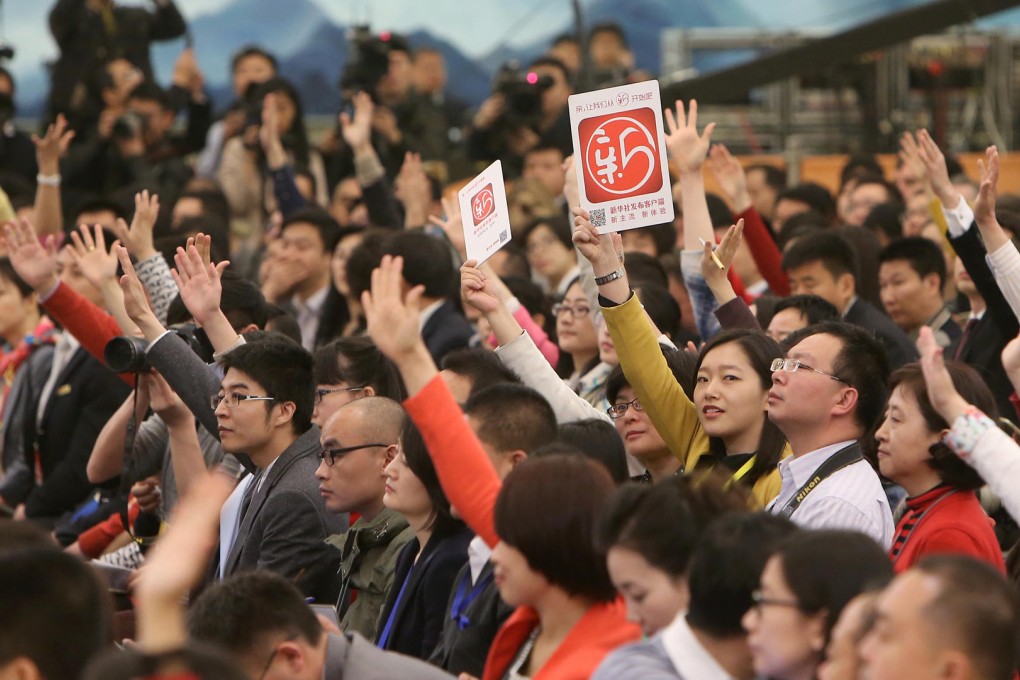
[750,589,804,612]
[770,358,850,385]
[314,386,366,404]
[211,392,275,409]
[552,302,592,319]
[317,443,391,466]
[607,397,644,420]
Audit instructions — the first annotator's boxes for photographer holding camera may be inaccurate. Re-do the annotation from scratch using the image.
[467,56,573,177]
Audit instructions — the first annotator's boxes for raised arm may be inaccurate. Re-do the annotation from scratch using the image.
[32,114,74,237]
[170,241,239,353]
[67,224,138,336]
[114,191,179,325]
[365,256,501,546]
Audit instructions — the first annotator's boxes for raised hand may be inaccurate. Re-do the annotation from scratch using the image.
[171,242,229,326]
[259,93,287,169]
[917,326,969,423]
[460,260,502,316]
[571,206,622,269]
[664,99,715,175]
[339,91,374,153]
[701,218,744,283]
[68,224,120,290]
[2,218,59,292]
[428,195,466,260]
[32,114,74,175]
[915,130,959,208]
[898,131,928,192]
[395,151,432,228]
[362,255,425,361]
[706,144,751,212]
[974,146,1000,227]
[143,371,190,426]
[114,190,160,261]
[115,244,160,335]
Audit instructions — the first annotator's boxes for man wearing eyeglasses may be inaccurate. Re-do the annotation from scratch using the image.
[315,397,414,640]
[213,337,344,601]
[766,321,895,548]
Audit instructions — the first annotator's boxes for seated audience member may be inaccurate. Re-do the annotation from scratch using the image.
[863,201,906,247]
[439,347,521,404]
[429,383,558,677]
[878,237,960,346]
[773,183,836,234]
[553,419,631,484]
[83,644,247,680]
[876,361,1004,573]
[782,230,918,368]
[311,335,407,428]
[816,592,881,680]
[767,322,896,546]
[374,419,471,659]
[188,571,454,680]
[521,215,580,298]
[324,225,369,338]
[522,143,566,205]
[0,543,111,680]
[316,397,414,640]
[260,208,341,351]
[620,222,676,259]
[211,338,344,599]
[364,256,642,678]
[861,556,1018,680]
[745,164,786,223]
[594,512,798,679]
[742,530,894,680]
[844,177,902,228]
[766,294,840,345]
[595,477,751,637]
[384,230,473,366]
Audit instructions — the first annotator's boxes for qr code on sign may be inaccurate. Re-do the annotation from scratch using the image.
[499,230,508,243]
[590,208,606,228]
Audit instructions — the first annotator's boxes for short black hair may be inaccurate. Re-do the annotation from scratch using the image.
[166,267,268,331]
[521,214,573,251]
[863,201,905,244]
[169,214,230,264]
[775,530,893,645]
[230,45,279,74]
[878,236,947,288]
[188,571,323,659]
[83,643,249,680]
[0,548,111,680]
[785,321,890,431]
[0,257,33,298]
[493,246,531,280]
[502,275,550,327]
[706,192,735,229]
[854,176,903,206]
[915,555,1019,680]
[464,384,557,455]
[623,252,668,289]
[687,512,798,637]
[176,186,232,226]
[552,419,629,484]
[218,335,314,435]
[281,207,342,253]
[384,230,456,298]
[495,454,617,602]
[345,229,391,300]
[607,340,697,405]
[588,22,628,48]
[772,294,840,328]
[782,230,859,285]
[777,210,828,247]
[128,81,172,110]
[776,183,836,223]
[71,197,128,224]
[633,283,681,338]
[840,155,884,187]
[550,33,579,48]
[264,305,303,345]
[625,222,676,257]
[441,347,521,399]
[746,164,786,193]
[313,335,407,401]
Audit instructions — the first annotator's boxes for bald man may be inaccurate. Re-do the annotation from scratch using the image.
[315,397,414,639]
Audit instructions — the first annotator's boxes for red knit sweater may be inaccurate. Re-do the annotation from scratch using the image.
[890,485,1005,574]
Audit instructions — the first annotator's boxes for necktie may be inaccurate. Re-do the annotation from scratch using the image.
[953,317,977,361]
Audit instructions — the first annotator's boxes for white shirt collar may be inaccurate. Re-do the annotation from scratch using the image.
[660,614,735,680]
[779,440,857,488]
[467,535,492,585]
[291,283,330,315]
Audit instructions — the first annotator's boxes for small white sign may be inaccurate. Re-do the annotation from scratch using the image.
[458,160,512,265]
[568,80,674,233]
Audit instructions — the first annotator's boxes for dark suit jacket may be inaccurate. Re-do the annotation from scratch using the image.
[224,427,346,601]
[423,300,474,367]
[428,559,515,677]
[948,226,1020,423]
[21,347,130,519]
[324,632,455,680]
[843,297,918,369]
[376,524,472,660]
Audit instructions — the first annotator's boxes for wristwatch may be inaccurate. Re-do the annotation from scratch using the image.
[595,268,625,286]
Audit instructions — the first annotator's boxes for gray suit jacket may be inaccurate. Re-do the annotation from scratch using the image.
[224,427,347,602]
[324,632,454,680]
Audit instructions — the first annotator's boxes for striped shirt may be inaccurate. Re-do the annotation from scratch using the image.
[768,441,895,548]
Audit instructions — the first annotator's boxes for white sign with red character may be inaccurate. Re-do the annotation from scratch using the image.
[458,160,511,265]
[569,81,674,233]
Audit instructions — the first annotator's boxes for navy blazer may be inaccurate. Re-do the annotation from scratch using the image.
[843,297,918,369]
[376,524,472,660]
[422,300,474,367]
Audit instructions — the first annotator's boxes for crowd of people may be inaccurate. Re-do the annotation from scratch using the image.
[1,1,1020,679]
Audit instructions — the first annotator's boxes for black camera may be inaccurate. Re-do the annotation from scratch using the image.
[104,323,215,373]
[339,26,401,102]
[111,110,146,141]
[493,63,554,129]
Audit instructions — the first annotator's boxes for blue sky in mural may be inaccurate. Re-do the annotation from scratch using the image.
[4,0,1020,113]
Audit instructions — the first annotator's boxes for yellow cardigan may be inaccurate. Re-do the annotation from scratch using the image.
[601,293,785,508]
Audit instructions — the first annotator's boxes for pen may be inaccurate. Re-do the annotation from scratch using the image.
[698,237,725,270]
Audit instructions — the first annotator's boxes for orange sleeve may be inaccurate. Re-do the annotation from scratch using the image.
[43,282,135,386]
[403,375,501,547]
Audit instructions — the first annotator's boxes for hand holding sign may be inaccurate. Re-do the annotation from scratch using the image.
[457,160,512,265]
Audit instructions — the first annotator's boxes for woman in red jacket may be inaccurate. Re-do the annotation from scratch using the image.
[875,361,1005,573]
